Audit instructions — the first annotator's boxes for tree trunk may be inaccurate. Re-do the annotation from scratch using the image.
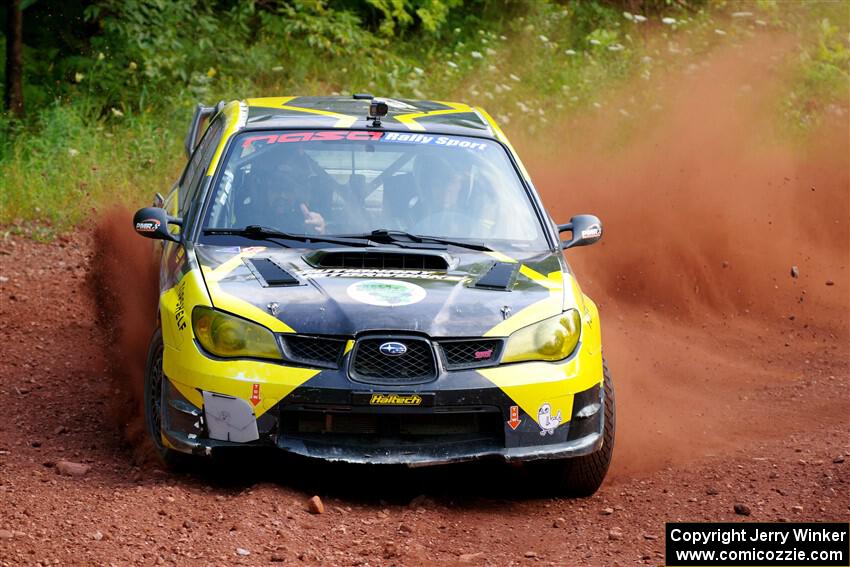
[5,0,24,117]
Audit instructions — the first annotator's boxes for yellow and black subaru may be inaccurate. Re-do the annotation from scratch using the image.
[134,95,614,495]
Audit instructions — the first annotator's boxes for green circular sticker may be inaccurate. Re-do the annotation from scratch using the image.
[347,279,426,307]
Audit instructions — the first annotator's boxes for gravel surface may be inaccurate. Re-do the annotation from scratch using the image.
[0,228,846,567]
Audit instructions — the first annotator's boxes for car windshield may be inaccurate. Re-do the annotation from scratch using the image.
[201,130,548,249]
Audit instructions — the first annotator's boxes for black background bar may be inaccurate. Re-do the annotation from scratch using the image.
[666,522,849,566]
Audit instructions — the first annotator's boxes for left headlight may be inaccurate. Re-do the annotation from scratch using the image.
[192,306,282,360]
[501,309,581,363]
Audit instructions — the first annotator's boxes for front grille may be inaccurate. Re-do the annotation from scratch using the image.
[439,339,503,369]
[351,337,436,384]
[281,335,346,369]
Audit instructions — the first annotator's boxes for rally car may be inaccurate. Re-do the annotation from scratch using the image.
[134,95,614,495]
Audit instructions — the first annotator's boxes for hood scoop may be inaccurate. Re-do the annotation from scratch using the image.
[304,249,451,271]
[245,258,299,287]
[473,261,518,291]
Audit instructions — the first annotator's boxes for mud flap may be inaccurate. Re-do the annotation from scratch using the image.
[202,391,260,442]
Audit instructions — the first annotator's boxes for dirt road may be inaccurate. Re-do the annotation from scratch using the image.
[1,36,848,567]
[0,231,847,566]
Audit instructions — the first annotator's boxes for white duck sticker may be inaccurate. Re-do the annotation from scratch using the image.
[537,402,562,436]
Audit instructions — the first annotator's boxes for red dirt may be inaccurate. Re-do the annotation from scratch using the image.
[1,38,848,566]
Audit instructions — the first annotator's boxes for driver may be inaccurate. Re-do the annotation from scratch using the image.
[409,153,477,237]
[244,149,326,234]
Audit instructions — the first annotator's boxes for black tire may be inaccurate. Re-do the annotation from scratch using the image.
[531,360,616,497]
[144,328,193,469]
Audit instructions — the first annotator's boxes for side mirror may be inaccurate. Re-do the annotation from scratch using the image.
[133,207,181,242]
[557,214,602,250]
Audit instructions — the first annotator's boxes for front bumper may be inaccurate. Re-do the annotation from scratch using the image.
[160,340,607,466]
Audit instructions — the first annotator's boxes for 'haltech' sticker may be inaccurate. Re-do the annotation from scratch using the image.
[241,130,489,151]
[369,393,423,406]
[347,279,426,307]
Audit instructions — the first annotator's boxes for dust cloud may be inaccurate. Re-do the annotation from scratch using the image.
[87,208,160,463]
[524,38,849,475]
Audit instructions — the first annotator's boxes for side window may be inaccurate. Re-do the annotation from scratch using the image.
[179,117,224,216]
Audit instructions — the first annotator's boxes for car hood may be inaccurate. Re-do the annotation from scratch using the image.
[194,244,574,337]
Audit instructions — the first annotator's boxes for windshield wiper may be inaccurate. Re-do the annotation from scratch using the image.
[204,225,374,248]
[342,229,492,252]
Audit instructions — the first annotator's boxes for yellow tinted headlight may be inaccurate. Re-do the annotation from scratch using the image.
[192,306,282,360]
[502,309,581,363]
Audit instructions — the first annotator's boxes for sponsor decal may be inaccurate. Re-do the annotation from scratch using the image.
[135,218,161,233]
[507,405,522,430]
[474,348,493,360]
[381,132,489,151]
[537,402,563,436]
[267,302,280,316]
[369,393,422,406]
[240,130,488,151]
[250,383,261,407]
[242,130,383,148]
[174,281,187,331]
[347,279,426,307]
[301,268,462,282]
[580,224,602,239]
[379,341,407,356]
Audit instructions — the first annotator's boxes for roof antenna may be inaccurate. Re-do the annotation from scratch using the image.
[367,100,389,127]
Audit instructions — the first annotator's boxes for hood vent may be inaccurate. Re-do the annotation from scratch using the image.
[246,258,299,287]
[305,249,450,271]
[474,262,518,291]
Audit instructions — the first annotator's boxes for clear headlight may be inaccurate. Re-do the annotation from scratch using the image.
[192,306,282,360]
[501,309,581,363]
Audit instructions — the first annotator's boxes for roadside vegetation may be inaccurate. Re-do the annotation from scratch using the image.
[0,0,846,238]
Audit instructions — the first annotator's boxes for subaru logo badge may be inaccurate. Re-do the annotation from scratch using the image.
[379,342,407,356]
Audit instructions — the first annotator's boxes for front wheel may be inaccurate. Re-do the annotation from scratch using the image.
[530,360,616,497]
[144,327,192,469]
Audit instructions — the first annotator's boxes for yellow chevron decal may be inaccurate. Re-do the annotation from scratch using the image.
[247,96,358,128]
[395,101,475,131]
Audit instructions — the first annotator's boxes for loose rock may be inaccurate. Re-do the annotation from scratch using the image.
[601,507,614,515]
[306,495,324,514]
[791,505,803,514]
[236,548,250,556]
[608,527,623,541]
[733,503,751,516]
[552,517,567,529]
[56,460,91,477]
[383,542,399,559]
[790,266,799,278]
